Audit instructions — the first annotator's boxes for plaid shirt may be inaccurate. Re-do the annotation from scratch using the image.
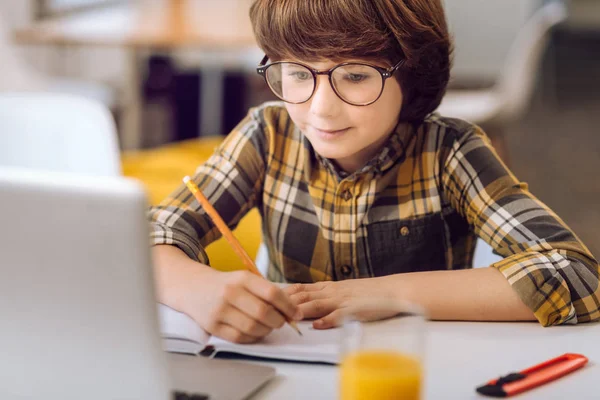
[150,101,600,327]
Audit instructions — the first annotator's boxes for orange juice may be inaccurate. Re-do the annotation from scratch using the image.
[339,351,422,400]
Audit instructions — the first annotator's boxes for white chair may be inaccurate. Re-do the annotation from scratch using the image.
[472,239,503,268]
[255,242,270,277]
[0,92,121,176]
[437,2,567,126]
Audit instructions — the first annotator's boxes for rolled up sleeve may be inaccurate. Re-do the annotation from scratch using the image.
[441,122,600,326]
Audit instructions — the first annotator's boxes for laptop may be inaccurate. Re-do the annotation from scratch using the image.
[0,167,275,400]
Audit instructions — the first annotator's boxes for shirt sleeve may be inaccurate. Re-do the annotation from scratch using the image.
[148,107,269,265]
[441,121,600,326]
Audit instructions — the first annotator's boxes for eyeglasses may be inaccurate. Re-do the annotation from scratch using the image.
[256,55,404,106]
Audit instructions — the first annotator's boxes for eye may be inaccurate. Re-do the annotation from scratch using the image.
[288,71,312,81]
[345,73,368,83]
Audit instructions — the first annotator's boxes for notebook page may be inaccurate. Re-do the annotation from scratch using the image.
[207,321,340,364]
[158,303,210,354]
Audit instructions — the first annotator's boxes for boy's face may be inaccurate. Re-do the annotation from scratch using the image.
[284,59,403,173]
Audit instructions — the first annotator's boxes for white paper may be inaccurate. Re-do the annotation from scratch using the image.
[158,303,210,355]
[207,321,340,364]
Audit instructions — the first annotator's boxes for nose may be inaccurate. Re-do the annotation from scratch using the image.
[309,75,342,118]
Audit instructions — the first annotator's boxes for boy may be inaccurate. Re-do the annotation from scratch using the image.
[150,0,600,343]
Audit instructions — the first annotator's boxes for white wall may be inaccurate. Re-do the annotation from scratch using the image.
[0,0,34,27]
[568,0,600,29]
[1,0,554,95]
[444,0,542,84]
[0,0,126,88]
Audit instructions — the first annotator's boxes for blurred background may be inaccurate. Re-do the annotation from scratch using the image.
[1,0,598,266]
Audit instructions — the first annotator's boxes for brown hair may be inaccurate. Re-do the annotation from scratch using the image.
[249,0,452,122]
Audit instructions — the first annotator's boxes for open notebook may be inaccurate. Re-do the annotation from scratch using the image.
[158,304,340,364]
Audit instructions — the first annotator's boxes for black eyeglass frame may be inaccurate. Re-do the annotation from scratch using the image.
[256,55,404,106]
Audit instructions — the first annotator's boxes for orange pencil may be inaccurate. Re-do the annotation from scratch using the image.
[183,176,302,336]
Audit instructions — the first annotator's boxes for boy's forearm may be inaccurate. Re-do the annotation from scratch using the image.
[385,267,536,322]
[152,245,214,311]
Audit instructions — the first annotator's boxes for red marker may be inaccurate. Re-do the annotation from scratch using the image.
[477,353,588,397]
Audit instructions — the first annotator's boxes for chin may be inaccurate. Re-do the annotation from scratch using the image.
[307,139,352,160]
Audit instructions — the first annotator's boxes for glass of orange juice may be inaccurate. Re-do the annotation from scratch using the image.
[339,303,426,400]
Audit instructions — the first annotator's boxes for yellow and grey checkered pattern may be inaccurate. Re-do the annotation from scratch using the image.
[149,102,599,327]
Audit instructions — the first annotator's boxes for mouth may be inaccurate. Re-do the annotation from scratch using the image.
[312,126,351,140]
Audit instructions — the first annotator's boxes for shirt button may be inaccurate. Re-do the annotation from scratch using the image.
[341,264,352,276]
[341,189,352,201]
[400,226,410,236]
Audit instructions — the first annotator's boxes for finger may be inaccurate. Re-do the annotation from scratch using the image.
[298,299,337,320]
[313,309,345,330]
[212,322,259,344]
[219,304,272,338]
[283,283,304,296]
[244,276,302,321]
[289,289,327,306]
[285,282,328,296]
[226,285,287,329]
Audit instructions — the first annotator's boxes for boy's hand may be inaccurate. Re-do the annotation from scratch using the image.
[187,269,302,343]
[284,278,399,329]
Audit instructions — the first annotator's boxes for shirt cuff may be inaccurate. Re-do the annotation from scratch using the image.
[150,223,210,266]
[492,253,577,326]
